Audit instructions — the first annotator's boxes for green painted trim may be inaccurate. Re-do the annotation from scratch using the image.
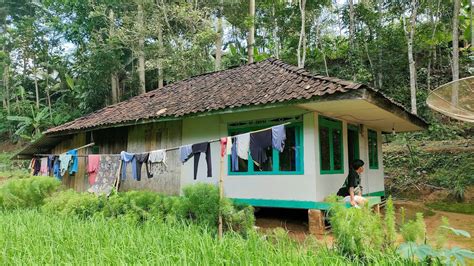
[232,196,382,210]
[227,120,304,176]
[363,191,385,197]
[368,129,379,169]
[319,116,344,174]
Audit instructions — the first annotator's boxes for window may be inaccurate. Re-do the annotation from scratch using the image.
[319,116,343,174]
[228,117,303,175]
[368,129,379,169]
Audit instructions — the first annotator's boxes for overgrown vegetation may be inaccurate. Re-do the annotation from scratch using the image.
[426,202,474,215]
[0,176,61,209]
[384,140,474,201]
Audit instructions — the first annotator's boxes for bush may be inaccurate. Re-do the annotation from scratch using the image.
[400,213,426,243]
[0,176,61,209]
[329,205,385,259]
[42,190,104,219]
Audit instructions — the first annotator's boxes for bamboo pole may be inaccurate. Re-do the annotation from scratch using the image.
[218,147,225,240]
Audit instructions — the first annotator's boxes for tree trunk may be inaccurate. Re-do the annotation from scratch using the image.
[158,22,164,89]
[137,2,146,94]
[215,0,223,71]
[452,0,460,105]
[427,0,441,91]
[109,9,118,104]
[471,0,473,48]
[349,0,356,80]
[297,0,306,68]
[3,63,10,115]
[377,0,383,89]
[33,58,40,109]
[405,0,418,114]
[272,1,279,59]
[247,0,255,64]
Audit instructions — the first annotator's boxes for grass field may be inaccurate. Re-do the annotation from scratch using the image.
[0,210,406,265]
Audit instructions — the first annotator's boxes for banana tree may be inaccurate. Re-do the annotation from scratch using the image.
[7,106,49,141]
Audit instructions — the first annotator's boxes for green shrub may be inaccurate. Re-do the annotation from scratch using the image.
[42,190,104,219]
[329,205,384,259]
[400,213,426,243]
[0,176,61,209]
[384,196,396,249]
[181,183,221,227]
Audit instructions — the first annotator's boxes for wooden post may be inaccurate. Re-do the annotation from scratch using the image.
[218,151,225,240]
[308,209,325,235]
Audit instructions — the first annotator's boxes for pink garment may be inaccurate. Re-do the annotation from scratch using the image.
[87,155,101,185]
[40,157,48,176]
[220,137,227,157]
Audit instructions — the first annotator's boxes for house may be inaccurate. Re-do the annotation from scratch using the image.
[16,58,427,218]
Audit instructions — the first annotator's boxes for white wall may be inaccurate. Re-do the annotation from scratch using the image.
[180,106,385,203]
[180,106,318,202]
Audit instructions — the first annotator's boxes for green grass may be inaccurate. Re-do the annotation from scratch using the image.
[0,210,407,265]
[426,202,474,215]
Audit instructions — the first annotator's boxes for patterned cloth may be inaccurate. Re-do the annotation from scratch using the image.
[88,155,121,196]
[148,150,167,177]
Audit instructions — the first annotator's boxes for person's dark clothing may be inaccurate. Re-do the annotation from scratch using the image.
[191,142,212,179]
[33,158,41,176]
[337,169,360,197]
[249,129,272,165]
[135,153,151,181]
[48,155,56,176]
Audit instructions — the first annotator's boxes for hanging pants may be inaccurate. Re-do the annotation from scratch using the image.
[191,142,212,180]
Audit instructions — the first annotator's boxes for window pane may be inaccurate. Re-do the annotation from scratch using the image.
[333,128,342,170]
[368,131,378,168]
[320,127,330,171]
[279,127,296,171]
[253,147,272,171]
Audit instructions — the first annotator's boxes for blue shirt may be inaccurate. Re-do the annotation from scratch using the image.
[66,149,78,175]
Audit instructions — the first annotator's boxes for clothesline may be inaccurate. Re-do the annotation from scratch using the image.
[33,122,292,158]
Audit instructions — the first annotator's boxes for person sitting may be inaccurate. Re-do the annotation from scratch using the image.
[337,159,368,207]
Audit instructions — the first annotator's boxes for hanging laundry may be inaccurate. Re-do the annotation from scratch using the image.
[40,157,48,176]
[148,149,167,177]
[179,144,193,164]
[87,155,101,185]
[134,153,150,181]
[226,136,232,155]
[231,137,239,171]
[28,158,35,175]
[47,155,56,176]
[59,153,72,177]
[67,149,79,175]
[250,129,273,165]
[236,133,250,160]
[88,155,121,196]
[272,125,287,152]
[53,158,61,180]
[120,151,137,181]
[220,137,227,157]
[33,157,41,176]
[191,142,212,180]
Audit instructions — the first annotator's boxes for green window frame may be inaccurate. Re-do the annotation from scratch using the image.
[368,129,379,169]
[319,116,344,174]
[227,116,304,175]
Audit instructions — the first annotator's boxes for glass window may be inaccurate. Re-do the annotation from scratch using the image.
[228,118,303,175]
[368,129,379,169]
[319,116,344,174]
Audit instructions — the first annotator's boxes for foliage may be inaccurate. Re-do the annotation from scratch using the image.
[426,202,474,215]
[384,145,474,201]
[329,204,385,260]
[324,193,343,203]
[0,209,410,265]
[384,196,397,250]
[0,176,61,210]
[400,213,426,243]
[42,183,254,235]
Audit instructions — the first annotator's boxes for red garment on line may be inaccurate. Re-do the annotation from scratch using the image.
[87,155,101,185]
[220,137,227,157]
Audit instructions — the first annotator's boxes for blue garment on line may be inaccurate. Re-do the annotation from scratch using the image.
[179,144,193,164]
[231,138,239,171]
[272,125,287,152]
[66,149,79,175]
[53,159,61,180]
[120,151,137,181]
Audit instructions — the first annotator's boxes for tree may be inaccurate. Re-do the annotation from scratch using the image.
[452,0,460,105]
[297,0,307,67]
[403,0,419,114]
[248,0,255,64]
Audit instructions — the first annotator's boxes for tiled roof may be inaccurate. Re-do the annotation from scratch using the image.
[46,58,368,134]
